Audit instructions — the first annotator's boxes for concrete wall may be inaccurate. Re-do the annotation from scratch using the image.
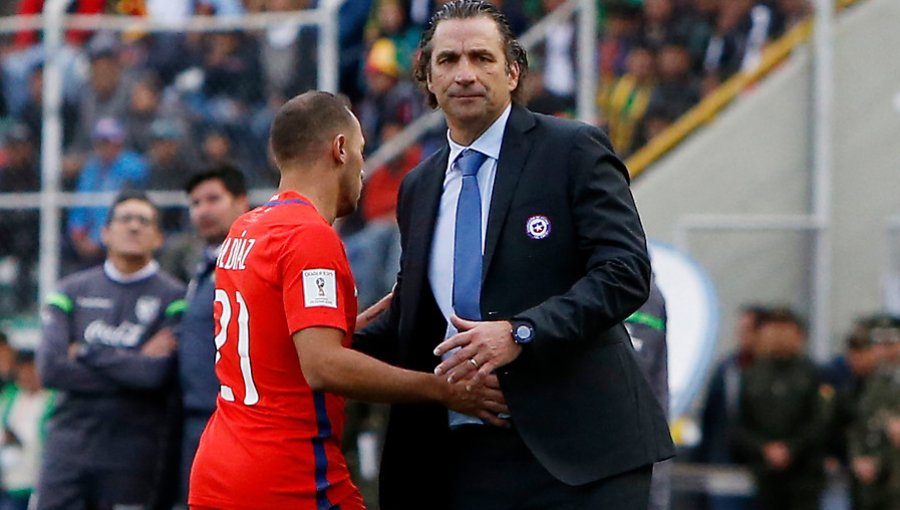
[633,0,900,366]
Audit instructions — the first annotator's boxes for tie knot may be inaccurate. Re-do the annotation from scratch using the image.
[457,149,488,177]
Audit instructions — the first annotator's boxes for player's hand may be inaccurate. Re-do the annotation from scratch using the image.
[852,456,879,484]
[433,316,521,383]
[442,374,510,428]
[141,328,177,358]
[356,292,393,330]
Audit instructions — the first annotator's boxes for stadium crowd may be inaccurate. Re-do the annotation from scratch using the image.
[2,1,892,509]
[0,0,812,311]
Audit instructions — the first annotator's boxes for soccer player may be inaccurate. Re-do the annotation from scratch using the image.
[189,91,505,509]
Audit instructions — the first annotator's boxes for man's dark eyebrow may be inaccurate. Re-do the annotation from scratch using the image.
[435,49,460,59]
[435,47,495,60]
[467,48,495,58]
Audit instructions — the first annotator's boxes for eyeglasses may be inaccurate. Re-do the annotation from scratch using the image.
[111,213,156,227]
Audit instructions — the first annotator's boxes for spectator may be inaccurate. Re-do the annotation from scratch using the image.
[0,351,55,510]
[632,101,679,152]
[700,0,751,89]
[199,127,236,167]
[366,0,422,77]
[13,0,105,49]
[537,0,577,103]
[146,119,195,192]
[356,38,422,155]
[72,45,134,153]
[36,190,185,509]
[177,165,249,506]
[67,118,148,268]
[17,63,79,152]
[146,118,196,233]
[642,0,690,51]
[491,0,532,35]
[597,2,644,86]
[600,44,657,155]
[338,0,376,103]
[736,307,826,510]
[682,0,720,76]
[699,0,779,94]
[649,37,701,119]
[258,0,318,99]
[0,123,40,313]
[524,67,575,117]
[124,74,165,154]
[200,31,264,122]
[697,304,767,510]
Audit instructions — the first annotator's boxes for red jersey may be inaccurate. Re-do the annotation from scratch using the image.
[189,191,363,510]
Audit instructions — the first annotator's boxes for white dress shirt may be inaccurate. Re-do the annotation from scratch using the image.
[428,104,512,343]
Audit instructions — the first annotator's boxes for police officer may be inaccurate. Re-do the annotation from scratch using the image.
[736,307,827,510]
[849,315,900,510]
[826,321,879,464]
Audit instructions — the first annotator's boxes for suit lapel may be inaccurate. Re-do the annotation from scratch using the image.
[405,146,449,318]
[483,107,536,279]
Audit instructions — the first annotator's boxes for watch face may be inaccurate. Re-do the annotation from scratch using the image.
[515,324,533,342]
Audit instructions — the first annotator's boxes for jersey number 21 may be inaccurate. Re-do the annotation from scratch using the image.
[214,289,260,405]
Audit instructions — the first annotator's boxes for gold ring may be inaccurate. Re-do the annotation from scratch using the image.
[469,358,479,368]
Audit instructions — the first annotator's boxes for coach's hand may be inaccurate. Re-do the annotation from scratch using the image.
[443,374,510,428]
[433,316,522,383]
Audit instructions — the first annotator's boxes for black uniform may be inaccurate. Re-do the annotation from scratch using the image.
[36,263,185,510]
[737,355,827,510]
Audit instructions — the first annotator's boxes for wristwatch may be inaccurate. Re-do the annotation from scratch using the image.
[510,320,535,345]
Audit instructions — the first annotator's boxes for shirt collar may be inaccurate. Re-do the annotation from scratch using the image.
[446,103,513,173]
[104,259,159,284]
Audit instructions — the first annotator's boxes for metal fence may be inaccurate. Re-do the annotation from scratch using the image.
[0,0,603,325]
[0,2,343,321]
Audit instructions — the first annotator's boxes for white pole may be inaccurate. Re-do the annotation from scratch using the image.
[38,0,70,307]
[576,0,598,125]
[318,0,344,93]
[811,0,835,361]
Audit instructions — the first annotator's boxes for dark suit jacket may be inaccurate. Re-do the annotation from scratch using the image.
[355,106,674,508]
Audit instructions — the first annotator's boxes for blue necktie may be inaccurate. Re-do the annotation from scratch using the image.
[452,149,489,320]
[447,148,488,429]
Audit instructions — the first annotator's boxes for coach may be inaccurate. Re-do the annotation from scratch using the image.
[354,1,674,509]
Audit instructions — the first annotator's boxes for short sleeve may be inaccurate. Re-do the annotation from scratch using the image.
[279,223,351,336]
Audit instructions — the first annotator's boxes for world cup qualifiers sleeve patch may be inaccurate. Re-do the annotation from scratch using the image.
[302,269,338,308]
[526,215,551,240]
